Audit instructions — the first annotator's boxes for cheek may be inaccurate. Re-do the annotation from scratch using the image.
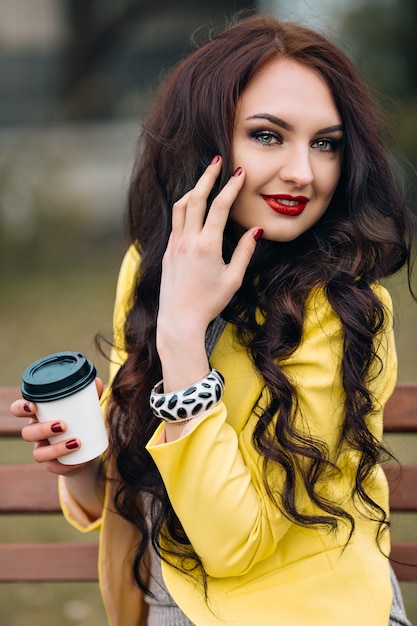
[316,163,341,200]
[229,187,252,226]
[239,161,269,190]
[231,142,242,171]
[233,141,265,177]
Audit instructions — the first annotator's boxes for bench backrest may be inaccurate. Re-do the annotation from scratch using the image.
[382,382,417,581]
[0,383,416,582]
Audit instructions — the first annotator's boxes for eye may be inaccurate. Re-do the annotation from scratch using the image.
[251,130,280,146]
[312,138,341,153]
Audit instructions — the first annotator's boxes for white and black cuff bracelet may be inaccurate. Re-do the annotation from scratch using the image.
[150,368,225,422]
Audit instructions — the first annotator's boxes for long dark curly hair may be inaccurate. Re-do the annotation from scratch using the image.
[107,14,416,594]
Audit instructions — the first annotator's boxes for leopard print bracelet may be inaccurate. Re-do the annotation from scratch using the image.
[150,368,225,422]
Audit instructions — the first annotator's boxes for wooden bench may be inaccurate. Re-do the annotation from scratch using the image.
[0,383,416,582]
[0,387,98,582]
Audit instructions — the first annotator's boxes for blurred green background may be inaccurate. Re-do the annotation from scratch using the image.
[0,1,416,625]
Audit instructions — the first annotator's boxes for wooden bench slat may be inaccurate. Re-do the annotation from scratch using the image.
[0,543,98,582]
[0,465,60,513]
[390,543,417,582]
[0,383,414,432]
[384,464,417,511]
[0,387,23,436]
[1,465,414,513]
[384,383,417,432]
[0,415,20,436]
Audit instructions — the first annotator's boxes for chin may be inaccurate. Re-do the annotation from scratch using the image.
[262,230,304,243]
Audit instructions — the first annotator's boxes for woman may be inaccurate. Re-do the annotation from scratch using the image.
[12,14,415,626]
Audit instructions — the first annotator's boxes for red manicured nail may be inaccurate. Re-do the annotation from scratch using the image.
[211,155,221,164]
[51,422,63,433]
[65,439,79,450]
[23,402,31,413]
[233,166,243,177]
[253,228,264,242]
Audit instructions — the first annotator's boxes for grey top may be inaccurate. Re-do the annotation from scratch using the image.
[145,539,194,626]
[389,565,413,626]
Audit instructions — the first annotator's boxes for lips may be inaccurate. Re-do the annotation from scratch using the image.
[262,195,308,216]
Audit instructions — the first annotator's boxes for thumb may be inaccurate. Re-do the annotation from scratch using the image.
[95,377,104,399]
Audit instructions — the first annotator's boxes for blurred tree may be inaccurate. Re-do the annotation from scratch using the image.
[341,0,417,183]
[60,0,256,119]
[342,0,416,98]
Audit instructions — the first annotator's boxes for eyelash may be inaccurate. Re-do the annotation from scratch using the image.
[250,130,343,153]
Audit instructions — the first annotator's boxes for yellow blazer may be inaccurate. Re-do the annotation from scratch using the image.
[60,245,397,625]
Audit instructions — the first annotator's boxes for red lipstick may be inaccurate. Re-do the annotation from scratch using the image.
[262,194,308,216]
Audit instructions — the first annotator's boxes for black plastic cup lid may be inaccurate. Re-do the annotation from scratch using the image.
[21,351,97,402]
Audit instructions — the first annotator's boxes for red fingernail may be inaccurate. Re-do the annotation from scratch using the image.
[23,402,31,413]
[51,422,63,433]
[233,166,243,177]
[211,155,221,164]
[253,228,264,242]
[65,439,79,450]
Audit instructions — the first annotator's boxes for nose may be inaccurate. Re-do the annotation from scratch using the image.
[279,144,314,188]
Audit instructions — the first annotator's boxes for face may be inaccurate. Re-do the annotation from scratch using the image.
[231,57,344,242]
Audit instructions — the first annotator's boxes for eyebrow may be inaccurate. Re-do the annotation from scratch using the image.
[246,113,344,134]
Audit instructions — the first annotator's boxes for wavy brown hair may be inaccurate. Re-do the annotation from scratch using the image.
[107,14,416,593]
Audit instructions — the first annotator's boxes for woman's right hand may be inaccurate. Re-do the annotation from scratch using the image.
[156,156,261,392]
[10,378,104,477]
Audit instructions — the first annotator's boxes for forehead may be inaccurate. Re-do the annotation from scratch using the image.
[237,57,341,125]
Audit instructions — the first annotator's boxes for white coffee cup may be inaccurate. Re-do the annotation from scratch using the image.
[21,351,108,465]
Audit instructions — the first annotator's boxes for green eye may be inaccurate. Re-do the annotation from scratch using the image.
[315,139,332,151]
[252,131,278,145]
[312,138,343,152]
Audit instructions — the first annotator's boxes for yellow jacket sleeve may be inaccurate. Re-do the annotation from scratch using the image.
[59,245,140,533]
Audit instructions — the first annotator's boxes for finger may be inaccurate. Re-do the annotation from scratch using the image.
[10,399,37,418]
[171,191,191,236]
[21,420,66,443]
[182,156,223,232]
[33,438,80,465]
[204,167,245,237]
[226,227,263,290]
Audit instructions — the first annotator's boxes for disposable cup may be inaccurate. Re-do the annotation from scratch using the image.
[21,351,108,465]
